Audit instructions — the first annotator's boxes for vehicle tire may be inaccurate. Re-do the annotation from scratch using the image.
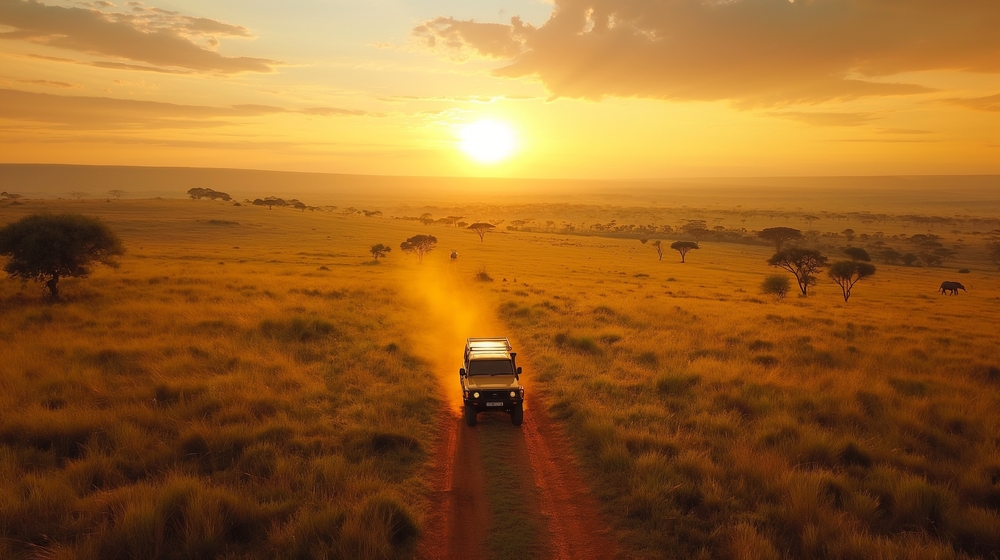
[464,404,477,426]
[511,403,523,426]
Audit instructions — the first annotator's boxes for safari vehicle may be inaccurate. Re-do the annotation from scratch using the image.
[460,337,525,426]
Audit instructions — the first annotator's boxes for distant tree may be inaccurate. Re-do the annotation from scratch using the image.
[400,234,437,262]
[253,197,286,210]
[1,191,23,200]
[843,247,871,262]
[767,248,828,296]
[0,214,124,299]
[757,227,802,252]
[841,228,856,242]
[875,248,902,265]
[370,243,391,261]
[901,253,919,266]
[70,191,88,201]
[468,222,496,242]
[188,188,208,199]
[761,274,791,300]
[828,261,876,302]
[919,252,943,267]
[650,240,664,261]
[803,215,819,226]
[931,247,957,265]
[291,201,307,211]
[363,210,383,218]
[108,189,125,200]
[988,241,1000,268]
[670,241,699,263]
[682,220,709,242]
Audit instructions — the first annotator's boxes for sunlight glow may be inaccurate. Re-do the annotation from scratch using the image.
[458,120,517,164]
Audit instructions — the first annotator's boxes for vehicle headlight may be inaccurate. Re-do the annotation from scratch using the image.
[473,392,480,399]
[510,391,517,398]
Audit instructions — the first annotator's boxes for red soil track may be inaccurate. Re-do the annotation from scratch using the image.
[411,265,616,559]
[417,391,618,560]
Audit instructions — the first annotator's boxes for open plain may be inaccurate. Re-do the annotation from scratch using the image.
[1,188,1000,559]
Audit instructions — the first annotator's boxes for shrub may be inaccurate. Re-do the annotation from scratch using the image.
[655,373,701,395]
[554,333,602,355]
[752,355,779,367]
[761,274,791,299]
[259,318,337,342]
[474,269,494,282]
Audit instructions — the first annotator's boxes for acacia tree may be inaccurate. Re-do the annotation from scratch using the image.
[467,222,495,242]
[70,191,88,201]
[108,189,125,200]
[0,214,124,299]
[843,247,871,262]
[757,227,802,252]
[400,234,437,262]
[370,243,391,261]
[828,261,876,302]
[670,241,699,263]
[650,240,664,260]
[682,220,709,243]
[988,241,1000,268]
[253,197,286,210]
[767,248,827,296]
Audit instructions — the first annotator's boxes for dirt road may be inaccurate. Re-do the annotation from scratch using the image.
[409,263,617,560]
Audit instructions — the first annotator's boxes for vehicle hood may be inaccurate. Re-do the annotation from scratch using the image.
[465,375,518,390]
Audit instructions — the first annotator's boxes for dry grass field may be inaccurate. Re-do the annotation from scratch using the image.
[1,192,999,560]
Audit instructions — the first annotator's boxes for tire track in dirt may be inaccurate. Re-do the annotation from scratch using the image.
[409,262,618,560]
[518,390,618,560]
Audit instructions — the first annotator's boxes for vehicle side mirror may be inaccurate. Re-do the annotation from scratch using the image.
[516,367,522,375]
[459,368,466,377]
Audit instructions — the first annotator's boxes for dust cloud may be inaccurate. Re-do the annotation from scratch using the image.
[401,260,504,416]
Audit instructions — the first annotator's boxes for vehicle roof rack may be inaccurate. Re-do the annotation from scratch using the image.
[466,337,512,352]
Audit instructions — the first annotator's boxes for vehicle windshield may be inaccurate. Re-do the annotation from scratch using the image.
[468,359,514,376]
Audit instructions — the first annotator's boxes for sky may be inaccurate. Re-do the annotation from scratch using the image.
[1,0,999,179]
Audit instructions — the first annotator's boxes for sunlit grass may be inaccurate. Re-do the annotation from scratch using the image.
[479,229,1000,559]
[0,200,440,559]
[1,196,999,559]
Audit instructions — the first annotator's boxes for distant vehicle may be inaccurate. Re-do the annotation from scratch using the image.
[460,337,524,426]
[450,250,458,259]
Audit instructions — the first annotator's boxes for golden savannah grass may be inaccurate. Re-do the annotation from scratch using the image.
[0,199,446,559]
[1,193,999,560]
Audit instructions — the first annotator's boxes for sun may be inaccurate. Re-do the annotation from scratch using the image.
[458,120,517,164]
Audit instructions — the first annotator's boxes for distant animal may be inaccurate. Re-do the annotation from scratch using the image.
[450,250,458,260]
[940,281,966,295]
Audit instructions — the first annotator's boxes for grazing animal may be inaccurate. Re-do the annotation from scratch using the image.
[940,281,966,295]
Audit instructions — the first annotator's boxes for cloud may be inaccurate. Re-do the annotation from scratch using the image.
[767,112,878,127]
[1,73,79,88]
[412,0,1000,106]
[0,88,378,129]
[0,0,279,73]
[877,128,935,135]
[300,107,375,117]
[944,93,1000,112]
[412,17,528,60]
